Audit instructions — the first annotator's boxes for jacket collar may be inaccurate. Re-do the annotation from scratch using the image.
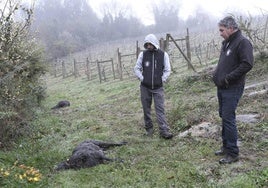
[226,29,241,43]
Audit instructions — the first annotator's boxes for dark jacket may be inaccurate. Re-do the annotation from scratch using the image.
[141,49,165,89]
[213,30,254,89]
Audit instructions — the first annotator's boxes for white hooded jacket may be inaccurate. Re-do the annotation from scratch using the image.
[134,34,171,84]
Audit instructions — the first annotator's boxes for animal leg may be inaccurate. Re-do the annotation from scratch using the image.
[89,140,127,150]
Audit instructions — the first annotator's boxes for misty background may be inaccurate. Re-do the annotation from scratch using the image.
[27,0,266,60]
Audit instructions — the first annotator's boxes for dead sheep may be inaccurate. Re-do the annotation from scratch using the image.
[55,140,127,171]
[51,100,70,109]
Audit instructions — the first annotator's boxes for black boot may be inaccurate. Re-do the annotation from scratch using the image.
[219,155,239,164]
[160,130,173,139]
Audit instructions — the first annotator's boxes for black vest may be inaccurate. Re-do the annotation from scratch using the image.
[141,49,164,89]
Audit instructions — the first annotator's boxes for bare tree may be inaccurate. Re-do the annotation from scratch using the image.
[152,0,181,33]
[236,14,268,56]
[98,0,143,40]
[100,0,130,20]
[32,0,100,59]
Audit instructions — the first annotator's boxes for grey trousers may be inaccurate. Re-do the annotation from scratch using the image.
[140,85,170,132]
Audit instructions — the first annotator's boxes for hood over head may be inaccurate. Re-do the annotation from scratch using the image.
[144,34,159,49]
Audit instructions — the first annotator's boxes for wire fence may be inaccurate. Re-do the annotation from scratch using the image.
[49,16,268,83]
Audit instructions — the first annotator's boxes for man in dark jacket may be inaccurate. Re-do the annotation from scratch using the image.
[134,34,173,139]
[213,16,254,164]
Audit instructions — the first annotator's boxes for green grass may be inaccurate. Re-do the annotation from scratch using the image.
[0,56,267,187]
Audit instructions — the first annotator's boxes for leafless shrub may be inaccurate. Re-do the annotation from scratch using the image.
[237,14,268,57]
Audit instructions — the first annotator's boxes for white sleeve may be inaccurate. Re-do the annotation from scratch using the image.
[162,52,171,82]
[134,52,144,81]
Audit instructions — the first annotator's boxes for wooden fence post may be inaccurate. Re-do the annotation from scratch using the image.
[136,40,140,59]
[117,48,123,81]
[73,59,79,78]
[165,34,170,51]
[62,60,66,78]
[97,60,102,83]
[86,57,91,80]
[186,28,192,62]
[111,58,116,80]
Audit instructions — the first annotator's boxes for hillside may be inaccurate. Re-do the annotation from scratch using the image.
[0,53,267,187]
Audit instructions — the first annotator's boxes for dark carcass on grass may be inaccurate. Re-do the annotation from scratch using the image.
[55,140,127,170]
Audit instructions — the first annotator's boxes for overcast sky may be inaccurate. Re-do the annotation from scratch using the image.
[88,0,268,25]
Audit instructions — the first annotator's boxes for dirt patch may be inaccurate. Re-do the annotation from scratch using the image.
[178,113,262,138]
[177,122,220,138]
[236,114,261,123]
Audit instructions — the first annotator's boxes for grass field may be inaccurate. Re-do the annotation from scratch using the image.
[0,53,267,187]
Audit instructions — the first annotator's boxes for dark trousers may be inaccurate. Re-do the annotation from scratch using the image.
[217,86,244,157]
[140,85,170,132]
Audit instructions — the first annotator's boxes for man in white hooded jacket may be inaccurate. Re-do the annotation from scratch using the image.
[134,34,173,139]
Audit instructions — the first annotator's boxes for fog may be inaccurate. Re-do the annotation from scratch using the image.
[16,0,267,59]
[88,0,268,25]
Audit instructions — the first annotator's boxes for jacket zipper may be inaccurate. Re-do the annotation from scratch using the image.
[152,53,154,89]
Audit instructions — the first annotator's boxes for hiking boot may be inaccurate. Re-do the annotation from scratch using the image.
[160,131,173,139]
[219,155,239,164]
[215,147,226,156]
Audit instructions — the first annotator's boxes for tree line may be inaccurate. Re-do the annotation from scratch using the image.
[31,0,219,60]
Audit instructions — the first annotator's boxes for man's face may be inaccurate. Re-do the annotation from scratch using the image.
[219,26,234,40]
[146,43,155,50]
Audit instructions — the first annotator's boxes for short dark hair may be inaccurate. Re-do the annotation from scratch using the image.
[218,16,238,29]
